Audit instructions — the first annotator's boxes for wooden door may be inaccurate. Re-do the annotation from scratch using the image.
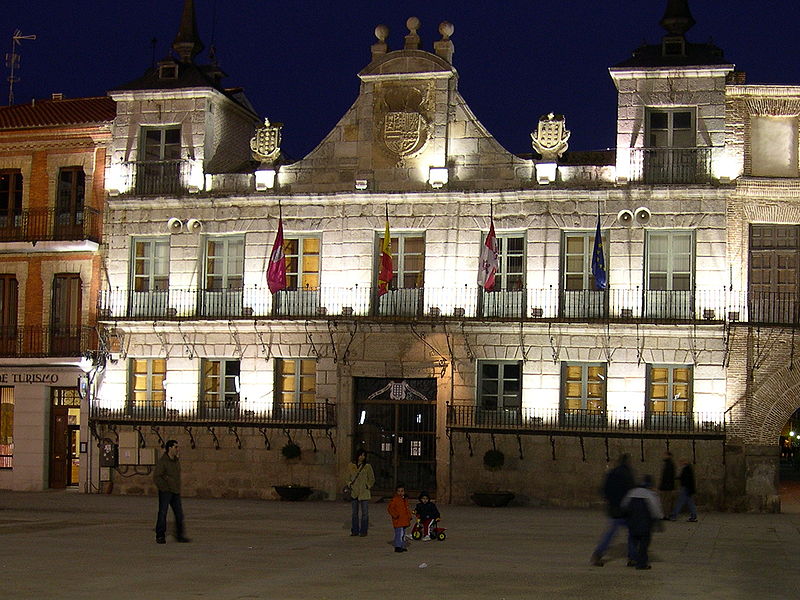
[49,406,69,489]
[51,274,82,355]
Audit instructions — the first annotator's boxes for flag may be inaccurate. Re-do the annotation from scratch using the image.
[267,218,287,294]
[478,220,499,291]
[377,219,393,296]
[591,215,607,291]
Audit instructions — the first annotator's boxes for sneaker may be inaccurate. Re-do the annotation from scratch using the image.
[590,553,604,567]
[688,517,698,522]
[422,535,431,541]
[156,537,166,544]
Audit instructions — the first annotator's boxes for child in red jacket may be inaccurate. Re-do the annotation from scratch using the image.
[387,484,412,553]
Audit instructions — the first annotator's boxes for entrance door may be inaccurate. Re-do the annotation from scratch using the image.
[353,378,436,496]
[51,274,82,355]
[49,406,69,489]
[50,387,81,488]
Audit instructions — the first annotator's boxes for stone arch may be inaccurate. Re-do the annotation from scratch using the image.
[750,366,800,445]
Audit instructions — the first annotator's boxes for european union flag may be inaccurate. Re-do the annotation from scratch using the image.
[591,216,607,291]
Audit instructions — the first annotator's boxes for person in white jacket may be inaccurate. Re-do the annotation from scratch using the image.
[621,474,663,570]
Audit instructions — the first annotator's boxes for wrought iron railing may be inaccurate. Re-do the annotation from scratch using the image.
[447,405,726,437]
[0,207,101,243]
[0,326,96,357]
[98,286,800,327]
[629,147,712,183]
[133,160,190,195]
[89,399,336,428]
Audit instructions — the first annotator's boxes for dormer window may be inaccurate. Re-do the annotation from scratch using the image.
[662,36,686,57]
[158,62,178,80]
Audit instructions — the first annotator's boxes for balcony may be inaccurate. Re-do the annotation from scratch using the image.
[89,399,336,429]
[0,207,101,244]
[629,147,712,184]
[0,326,96,358]
[447,405,726,439]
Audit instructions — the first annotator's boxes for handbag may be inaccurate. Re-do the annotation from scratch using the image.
[343,463,365,501]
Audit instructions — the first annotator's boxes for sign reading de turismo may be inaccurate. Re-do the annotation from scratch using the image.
[0,373,60,384]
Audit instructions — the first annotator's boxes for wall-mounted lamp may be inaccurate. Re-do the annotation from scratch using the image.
[255,168,276,191]
[355,179,368,190]
[428,166,448,189]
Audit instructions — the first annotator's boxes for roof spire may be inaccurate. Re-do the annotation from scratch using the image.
[660,0,695,36]
[172,0,204,63]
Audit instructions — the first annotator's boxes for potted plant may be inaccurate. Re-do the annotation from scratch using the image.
[471,449,514,507]
[483,449,505,470]
[281,441,302,460]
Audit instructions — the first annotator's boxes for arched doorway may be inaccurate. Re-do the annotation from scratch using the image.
[778,408,800,512]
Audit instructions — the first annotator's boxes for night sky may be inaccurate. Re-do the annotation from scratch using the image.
[6,2,800,158]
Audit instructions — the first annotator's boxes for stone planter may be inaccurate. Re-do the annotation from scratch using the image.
[274,485,312,501]
[470,491,515,507]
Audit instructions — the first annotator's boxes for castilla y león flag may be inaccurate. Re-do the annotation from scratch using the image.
[267,218,287,294]
[377,220,393,297]
[478,220,499,291]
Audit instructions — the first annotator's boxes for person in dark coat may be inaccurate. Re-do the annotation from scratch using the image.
[153,439,189,544]
[621,474,663,570]
[668,458,698,522]
[414,491,441,540]
[590,454,636,566]
[658,451,676,519]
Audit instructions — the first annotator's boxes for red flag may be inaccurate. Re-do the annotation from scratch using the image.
[478,221,499,291]
[267,218,287,294]
[377,220,393,296]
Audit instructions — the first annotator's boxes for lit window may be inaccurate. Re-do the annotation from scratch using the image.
[0,387,13,468]
[129,359,166,410]
[277,358,317,405]
[202,359,240,413]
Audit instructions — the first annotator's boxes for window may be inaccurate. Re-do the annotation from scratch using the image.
[477,361,521,426]
[749,224,799,323]
[561,231,607,318]
[647,365,692,431]
[482,234,525,318]
[643,108,706,183]
[561,362,606,426]
[202,359,240,415]
[55,167,85,235]
[376,234,424,316]
[751,116,799,177]
[276,358,317,405]
[129,359,166,411]
[273,236,321,316]
[136,126,182,194]
[130,238,170,317]
[0,275,18,353]
[202,236,244,317]
[0,170,22,230]
[0,387,13,468]
[645,230,693,319]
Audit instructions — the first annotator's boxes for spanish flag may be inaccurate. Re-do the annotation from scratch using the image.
[377,220,393,297]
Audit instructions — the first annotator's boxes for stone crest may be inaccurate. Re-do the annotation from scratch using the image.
[530,113,570,160]
[250,118,282,163]
[378,84,432,159]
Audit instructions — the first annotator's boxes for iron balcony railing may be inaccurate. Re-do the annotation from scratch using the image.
[0,325,96,358]
[98,286,800,327]
[89,399,336,429]
[132,160,190,195]
[447,405,726,437]
[629,147,712,184]
[0,207,101,243]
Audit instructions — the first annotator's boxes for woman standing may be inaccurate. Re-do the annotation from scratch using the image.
[347,449,375,536]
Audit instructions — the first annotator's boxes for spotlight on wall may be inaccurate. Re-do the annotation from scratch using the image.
[617,209,634,226]
[428,166,449,189]
[255,168,276,191]
[167,217,183,233]
[634,206,651,225]
[355,179,368,190]
[186,218,203,233]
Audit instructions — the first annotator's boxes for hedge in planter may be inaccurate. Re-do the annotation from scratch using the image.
[281,442,302,459]
[483,449,505,470]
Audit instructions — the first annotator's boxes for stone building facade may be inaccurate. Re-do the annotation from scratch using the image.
[66,1,800,511]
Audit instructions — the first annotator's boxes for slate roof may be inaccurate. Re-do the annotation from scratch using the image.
[0,96,116,130]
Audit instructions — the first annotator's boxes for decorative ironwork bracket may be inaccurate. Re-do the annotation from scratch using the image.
[258,426,272,449]
[229,426,242,449]
[207,426,219,450]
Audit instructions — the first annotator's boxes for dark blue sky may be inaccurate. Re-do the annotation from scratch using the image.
[6,2,800,158]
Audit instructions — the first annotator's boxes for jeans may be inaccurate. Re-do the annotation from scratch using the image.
[351,499,369,535]
[629,531,652,567]
[594,517,635,559]
[156,491,185,540]
[670,487,697,519]
[393,526,406,548]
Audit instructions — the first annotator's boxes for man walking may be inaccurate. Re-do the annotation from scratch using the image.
[658,451,676,519]
[621,475,663,570]
[669,458,698,522]
[590,453,635,566]
[154,439,190,544]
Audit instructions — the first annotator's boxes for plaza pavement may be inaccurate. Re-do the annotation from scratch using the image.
[1,489,799,600]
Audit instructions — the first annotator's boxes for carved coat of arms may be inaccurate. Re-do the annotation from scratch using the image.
[378,84,431,159]
[250,118,282,163]
[531,113,570,160]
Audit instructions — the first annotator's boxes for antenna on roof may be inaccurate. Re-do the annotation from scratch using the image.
[5,29,36,106]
